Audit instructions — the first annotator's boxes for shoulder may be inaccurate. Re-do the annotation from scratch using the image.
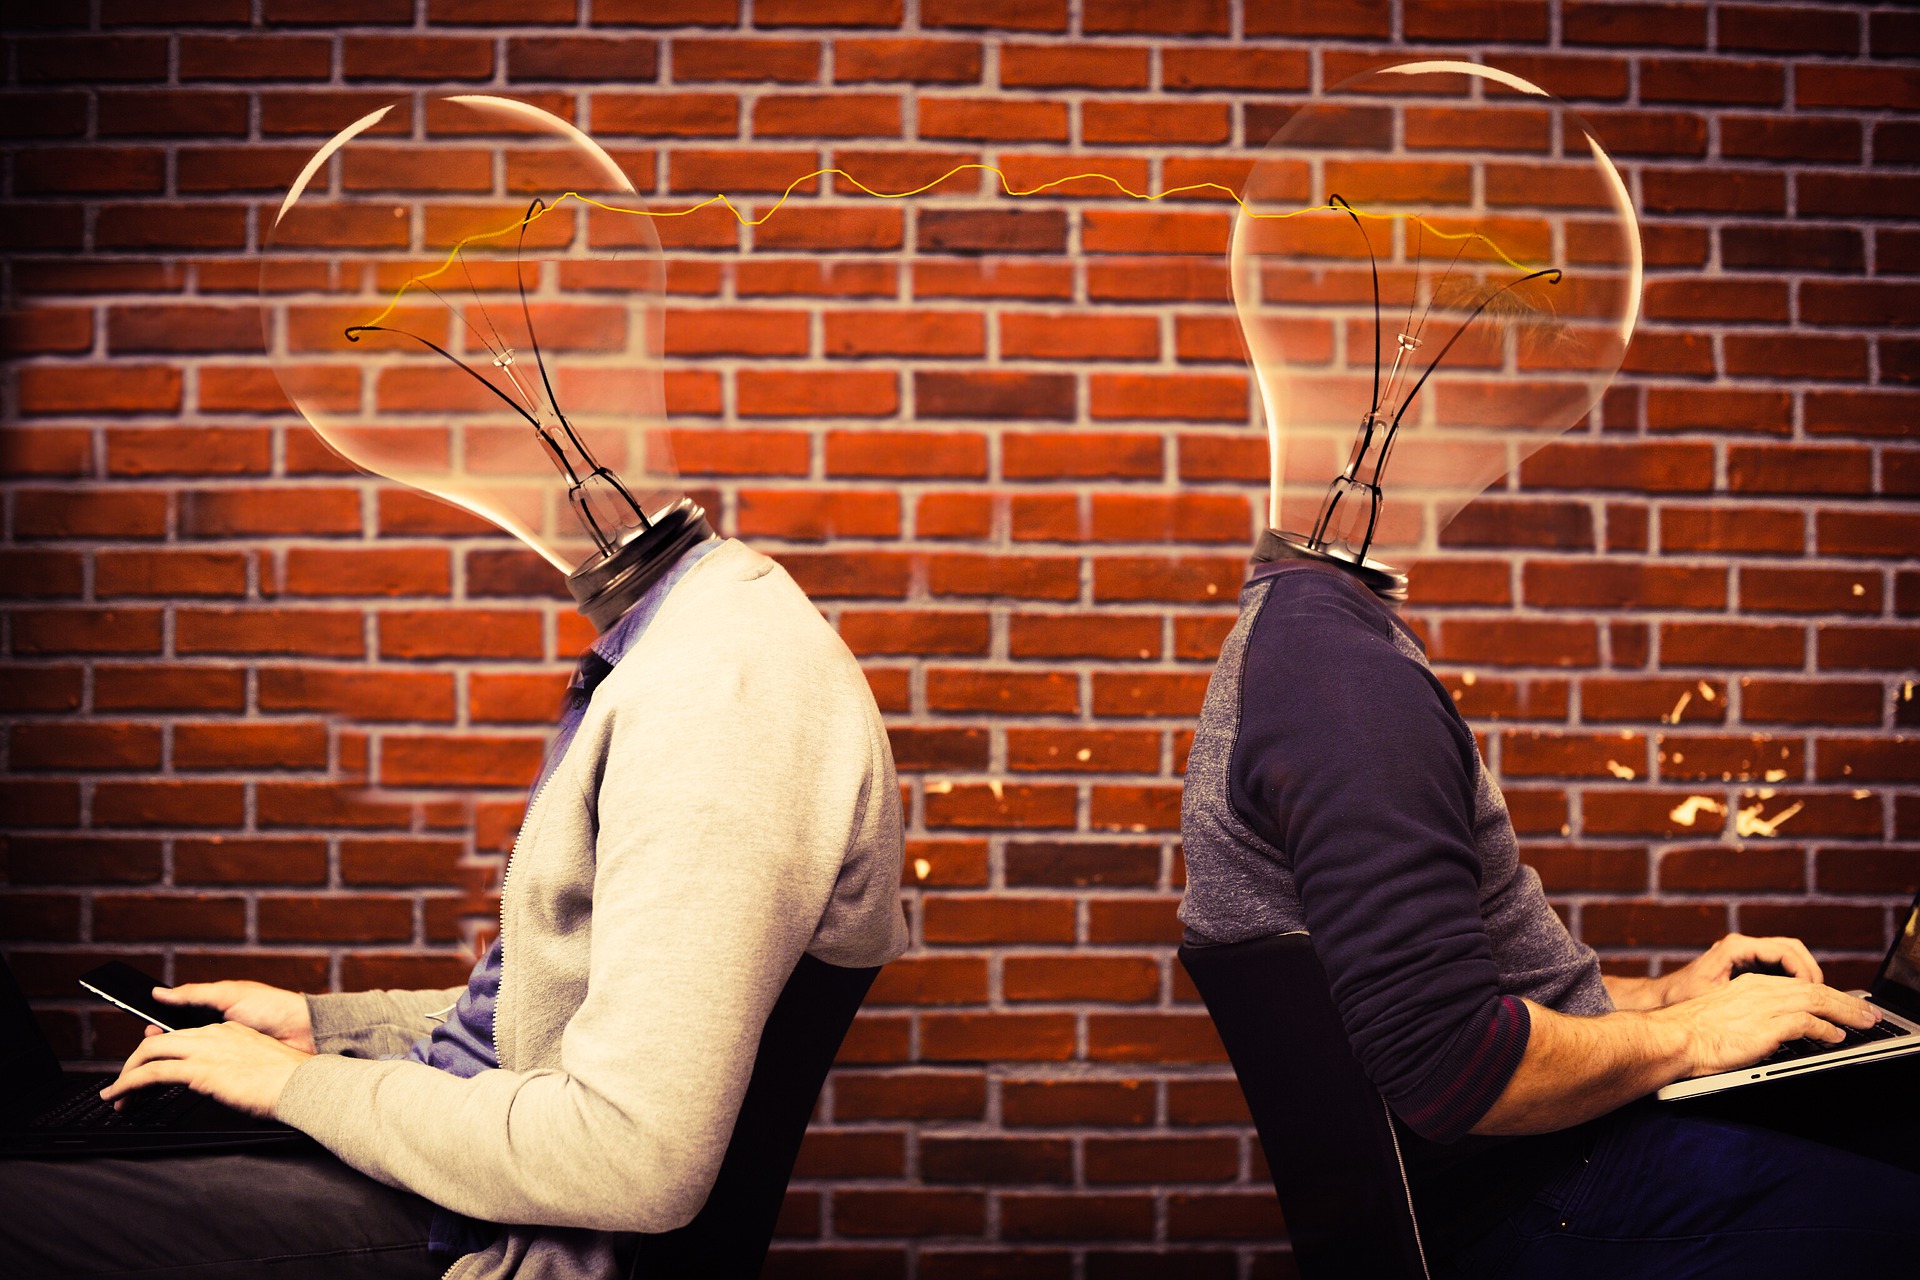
[597,540,873,718]
[1244,570,1424,699]
[1236,568,1472,774]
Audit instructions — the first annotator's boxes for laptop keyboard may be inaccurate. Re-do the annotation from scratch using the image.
[1760,1017,1913,1065]
[28,1079,201,1131]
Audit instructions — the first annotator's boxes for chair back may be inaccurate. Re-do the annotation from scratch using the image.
[628,953,879,1278]
[1179,933,1429,1280]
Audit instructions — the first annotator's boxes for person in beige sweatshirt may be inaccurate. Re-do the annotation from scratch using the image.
[4,538,909,1280]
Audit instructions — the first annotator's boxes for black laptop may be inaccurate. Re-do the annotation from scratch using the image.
[0,954,308,1156]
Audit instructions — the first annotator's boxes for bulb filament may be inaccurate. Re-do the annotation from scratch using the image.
[341,198,648,556]
[1303,194,1563,567]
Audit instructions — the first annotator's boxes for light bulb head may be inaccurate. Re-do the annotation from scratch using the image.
[261,94,681,583]
[1232,60,1642,598]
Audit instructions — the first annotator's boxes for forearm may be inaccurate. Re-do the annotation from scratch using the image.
[1471,999,1690,1136]
[1601,972,1670,1011]
[306,986,466,1058]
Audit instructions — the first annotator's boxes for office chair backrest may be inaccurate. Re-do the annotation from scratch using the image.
[628,953,879,1278]
[1179,932,1430,1280]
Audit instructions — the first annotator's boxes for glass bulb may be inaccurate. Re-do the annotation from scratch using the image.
[261,94,674,573]
[1231,60,1641,576]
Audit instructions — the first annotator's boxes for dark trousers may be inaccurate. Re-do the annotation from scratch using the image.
[1439,1053,1920,1280]
[0,1147,442,1279]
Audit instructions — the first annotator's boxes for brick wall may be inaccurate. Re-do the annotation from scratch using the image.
[2,1,1916,1274]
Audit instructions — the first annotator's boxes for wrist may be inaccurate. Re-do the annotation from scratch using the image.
[1642,1006,1697,1080]
[1645,971,1676,1009]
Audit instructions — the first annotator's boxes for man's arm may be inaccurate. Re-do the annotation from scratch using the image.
[264,572,903,1233]
[1473,973,1880,1135]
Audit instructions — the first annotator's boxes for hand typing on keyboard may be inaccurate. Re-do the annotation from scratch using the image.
[98,1020,313,1120]
[1760,1016,1912,1065]
[1657,971,1882,1079]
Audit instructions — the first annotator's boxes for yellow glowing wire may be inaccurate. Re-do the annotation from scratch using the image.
[351,162,1546,333]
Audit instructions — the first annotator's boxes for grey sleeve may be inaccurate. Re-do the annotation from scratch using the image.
[305,986,466,1059]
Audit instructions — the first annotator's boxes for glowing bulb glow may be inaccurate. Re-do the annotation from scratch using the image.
[1231,61,1641,579]
[261,95,674,573]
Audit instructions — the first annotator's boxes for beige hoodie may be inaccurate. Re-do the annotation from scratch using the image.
[276,540,909,1279]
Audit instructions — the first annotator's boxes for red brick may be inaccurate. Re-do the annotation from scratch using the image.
[839,609,990,656]
[1000,1192,1154,1241]
[920,1013,1075,1063]
[1658,506,1805,557]
[1000,44,1150,89]
[834,1071,986,1121]
[10,723,162,773]
[1165,1192,1287,1241]
[1740,679,1884,727]
[97,551,249,598]
[1091,673,1210,719]
[17,364,181,416]
[1563,2,1706,47]
[1742,568,1882,617]
[1004,842,1160,889]
[1632,389,1764,441]
[174,722,331,771]
[1642,57,1783,107]
[259,895,413,944]
[925,783,1076,831]
[739,370,900,418]
[1244,0,1390,37]
[835,38,982,84]
[13,609,164,656]
[915,491,996,539]
[1163,46,1308,92]
[342,35,493,80]
[920,98,1069,143]
[1085,101,1229,147]
[174,838,328,887]
[753,93,900,139]
[507,35,661,81]
[738,489,900,541]
[95,893,248,941]
[827,430,986,479]
[1403,0,1548,41]
[378,610,543,661]
[1818,511,1920,560]
[1011,613,1161,661]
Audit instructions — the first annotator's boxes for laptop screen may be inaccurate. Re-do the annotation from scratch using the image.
[0,954,67,1103]
[1872,892,1920,1022]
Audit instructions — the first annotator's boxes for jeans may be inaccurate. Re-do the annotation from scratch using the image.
[1437,1053,1920,1279]
[0,1148,442,1279]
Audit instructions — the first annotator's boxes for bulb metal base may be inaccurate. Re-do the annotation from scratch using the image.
[1252,528,1408,603]
[566,498,713,633]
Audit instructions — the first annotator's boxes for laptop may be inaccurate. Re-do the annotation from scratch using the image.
[1658,888,1920,1101]
[0,953,309,1155]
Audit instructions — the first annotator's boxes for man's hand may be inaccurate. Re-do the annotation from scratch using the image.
[155,980,315,1054]
[1655,972,1879,1079]
[1654,932,1824,1007]
[101,1021,310,1119]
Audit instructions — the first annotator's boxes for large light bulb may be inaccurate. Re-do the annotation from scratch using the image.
[261,95,674,577]
[1232,60,1641,598]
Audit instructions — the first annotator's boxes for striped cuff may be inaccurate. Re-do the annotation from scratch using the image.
[1395,995,1532,1143]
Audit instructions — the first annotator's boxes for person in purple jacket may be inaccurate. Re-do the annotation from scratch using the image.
[1183,183,1920,1274]
[1180,532,1920,1275]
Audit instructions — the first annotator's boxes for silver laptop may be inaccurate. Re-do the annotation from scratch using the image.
[1658,888,1920,1101]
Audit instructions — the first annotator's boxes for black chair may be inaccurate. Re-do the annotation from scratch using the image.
[1179,932,1430,1280]
[628,953,879,1278]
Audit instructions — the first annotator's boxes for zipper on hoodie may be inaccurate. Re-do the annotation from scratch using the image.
[440,769,553,1280]
[490,767,554,1067]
